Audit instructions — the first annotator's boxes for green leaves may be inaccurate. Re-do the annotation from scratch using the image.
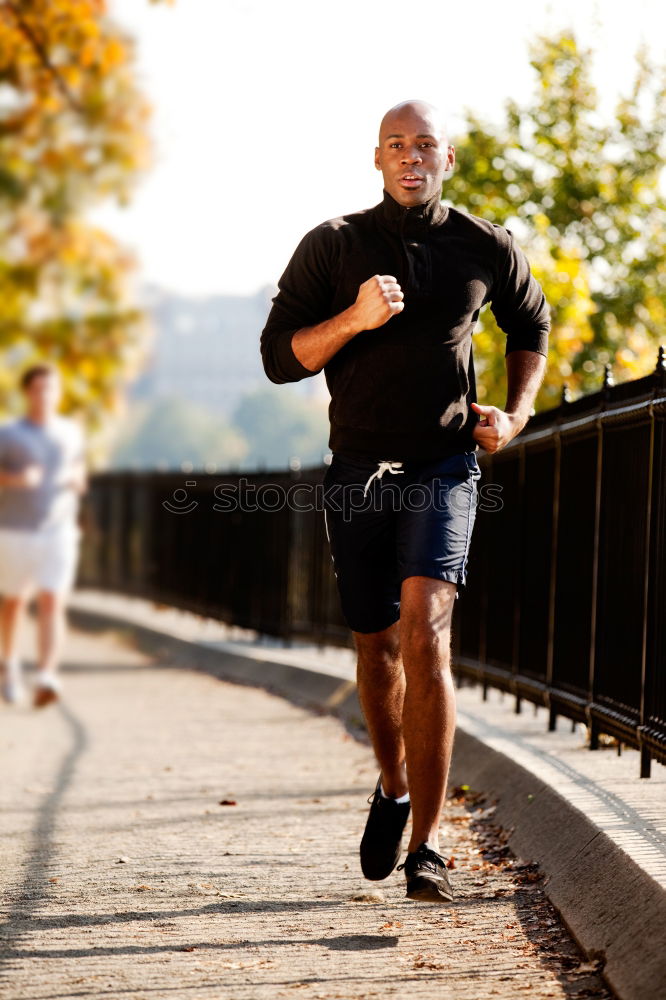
[445,30,666,406]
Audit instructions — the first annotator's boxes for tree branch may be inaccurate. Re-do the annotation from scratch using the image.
[3,1,83,112]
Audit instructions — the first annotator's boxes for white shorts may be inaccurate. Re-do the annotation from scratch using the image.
[0,524,82,597]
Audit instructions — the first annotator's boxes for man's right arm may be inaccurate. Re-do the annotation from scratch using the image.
[260,225,403,384]
[0,429,44,489]
[0,467,43,488]
[290,275,404,373]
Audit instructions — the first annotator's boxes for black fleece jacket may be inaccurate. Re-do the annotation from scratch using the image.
[260,189,550,462]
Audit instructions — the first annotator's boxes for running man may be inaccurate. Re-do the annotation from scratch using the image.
[260,100,549,902]
[0,363,87,707]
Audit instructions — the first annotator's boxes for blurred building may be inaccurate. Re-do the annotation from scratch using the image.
[131,284,329,415]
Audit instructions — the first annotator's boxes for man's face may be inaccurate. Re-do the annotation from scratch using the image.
[374,105,455,207]
[24,373,61,416]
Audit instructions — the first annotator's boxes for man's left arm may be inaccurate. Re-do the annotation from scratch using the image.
[68,457,88,495]
[472,228,550,454]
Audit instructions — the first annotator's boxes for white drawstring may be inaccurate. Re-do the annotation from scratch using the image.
[362,460,404,497]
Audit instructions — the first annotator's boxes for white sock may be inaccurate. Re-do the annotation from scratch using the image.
[3,658,22,682]
[380,782,410,804]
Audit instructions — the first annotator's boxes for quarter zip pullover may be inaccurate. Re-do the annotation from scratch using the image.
[260,189,550,462]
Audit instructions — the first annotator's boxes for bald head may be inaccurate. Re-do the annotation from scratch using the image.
[378,100,448,147]
[374,99,454,208]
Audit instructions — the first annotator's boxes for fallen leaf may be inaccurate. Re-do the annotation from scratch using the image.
[219,799,237,806]
[352,890,384,903]
[472,806,497,820]
[573,961,603,973]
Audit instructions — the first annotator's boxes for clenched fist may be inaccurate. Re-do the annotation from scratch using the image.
[471,402,525,454]
[18,465,44,488]
[350,274,404,332]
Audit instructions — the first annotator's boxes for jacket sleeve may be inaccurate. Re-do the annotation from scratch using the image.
[260,224,337,384]
[490,226,551,357]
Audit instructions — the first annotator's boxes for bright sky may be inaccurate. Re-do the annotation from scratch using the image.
[94,0,665,296]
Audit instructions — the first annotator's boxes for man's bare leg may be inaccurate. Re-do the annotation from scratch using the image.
[0,594,26,664]
[0,593,27,679]
[0,594,28,701]
[34,589,67,705]
[399,576,457,854]
[354,622,409,798]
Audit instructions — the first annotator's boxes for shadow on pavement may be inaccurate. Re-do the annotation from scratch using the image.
[0,702,87,970]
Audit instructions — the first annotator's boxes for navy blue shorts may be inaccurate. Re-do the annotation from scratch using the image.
[322,449,482,634]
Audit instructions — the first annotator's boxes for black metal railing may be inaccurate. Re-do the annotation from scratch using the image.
[78,348,666,776]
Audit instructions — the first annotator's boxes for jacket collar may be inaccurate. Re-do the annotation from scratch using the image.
[374,187,449,235]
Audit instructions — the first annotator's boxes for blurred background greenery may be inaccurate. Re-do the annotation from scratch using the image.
[449,32,666,408]
[0,2,664,469]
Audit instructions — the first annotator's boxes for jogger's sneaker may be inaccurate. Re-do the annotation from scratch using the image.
[1,659,25,705]
[397,842,454,903]
[33,672,62,709]
[2,675,26,705]
[359,775,411,880]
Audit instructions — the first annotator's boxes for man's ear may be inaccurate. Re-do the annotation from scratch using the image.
[374,147,381,171]
[443,144,455,175]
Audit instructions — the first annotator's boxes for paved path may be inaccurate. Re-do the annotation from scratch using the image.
[1,624,615,1000]
[71,590,666,892]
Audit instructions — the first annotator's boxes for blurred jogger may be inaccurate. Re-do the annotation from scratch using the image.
[0,363,87,707]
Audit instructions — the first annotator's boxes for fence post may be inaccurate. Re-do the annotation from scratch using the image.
[513,442,525,715]
[547,386,567,732]
[587,365,612,750]
[638,347,666,777]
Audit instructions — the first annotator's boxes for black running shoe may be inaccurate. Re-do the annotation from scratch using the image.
[397,842,454,902]
[359,775,411,881]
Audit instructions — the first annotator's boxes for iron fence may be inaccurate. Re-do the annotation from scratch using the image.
[78,349,666,776]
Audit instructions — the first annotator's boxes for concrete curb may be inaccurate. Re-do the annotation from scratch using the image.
[68,603,666,1000]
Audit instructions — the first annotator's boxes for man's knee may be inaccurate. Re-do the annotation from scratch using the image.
[399,577,455,676]
[1,594,26,611]
[354,623,401,676]
[401,624,452,671]
[37,590,65,612]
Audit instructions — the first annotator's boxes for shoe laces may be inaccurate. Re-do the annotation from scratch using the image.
[397,844,447,873]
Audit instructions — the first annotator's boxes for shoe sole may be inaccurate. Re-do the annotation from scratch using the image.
[360,839,402,881]
[34,687,59,709]
[405,875,454,903]
[361,865,397,881]
[2,692,26,705]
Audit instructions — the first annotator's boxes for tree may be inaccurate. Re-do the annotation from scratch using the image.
[445,31,666,407]
[0,1,164,453]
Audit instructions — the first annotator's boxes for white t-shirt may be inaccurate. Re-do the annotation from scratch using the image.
[0,415,85,531]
